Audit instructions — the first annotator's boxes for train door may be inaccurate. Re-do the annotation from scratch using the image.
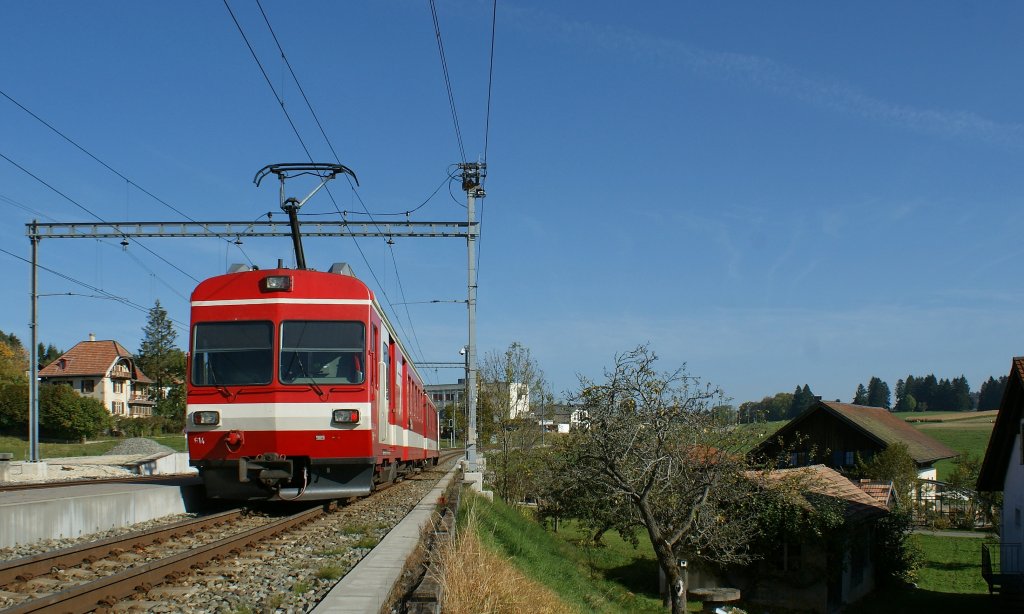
[400,364,410,453]
[379,330,389,444]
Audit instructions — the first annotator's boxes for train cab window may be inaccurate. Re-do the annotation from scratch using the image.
[192,321,273,386]
[280,321,365,385]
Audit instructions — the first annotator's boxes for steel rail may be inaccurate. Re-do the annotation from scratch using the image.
[3,506,324,614]
[0,508,243,585]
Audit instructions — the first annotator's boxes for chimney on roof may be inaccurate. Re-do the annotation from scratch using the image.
[88,332,96,342]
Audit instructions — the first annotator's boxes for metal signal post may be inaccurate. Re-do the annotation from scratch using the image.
[459,162,484,469]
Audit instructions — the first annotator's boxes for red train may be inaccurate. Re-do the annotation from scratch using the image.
[185,262,440,501]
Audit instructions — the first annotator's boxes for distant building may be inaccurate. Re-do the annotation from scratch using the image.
[426,379,466,409]
[37,334,154,418]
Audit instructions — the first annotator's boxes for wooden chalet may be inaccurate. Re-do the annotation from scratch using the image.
[751,401,956,480]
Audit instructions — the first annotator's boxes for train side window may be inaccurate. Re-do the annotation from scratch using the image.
[280,321,365,385]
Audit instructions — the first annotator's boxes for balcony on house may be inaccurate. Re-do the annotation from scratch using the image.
[982,542,1023,595]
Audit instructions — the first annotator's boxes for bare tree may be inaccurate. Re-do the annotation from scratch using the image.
[478,342,551,503]
[558,346,762,614]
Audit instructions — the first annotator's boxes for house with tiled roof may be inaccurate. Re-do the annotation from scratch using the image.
[690,465,890,613]
[977,357,1024,597]
[38,334,155,418]
[750,400,957,481]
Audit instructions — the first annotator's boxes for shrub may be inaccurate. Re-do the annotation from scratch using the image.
[0,382,28,434]
[39,384,111,442]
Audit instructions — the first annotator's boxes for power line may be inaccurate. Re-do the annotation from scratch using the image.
[0,88,255,267]
[429,0,467,162]
[0,150,200,283]
[483,0,498,166]
[0,246,189,332]
[241,1,431,363]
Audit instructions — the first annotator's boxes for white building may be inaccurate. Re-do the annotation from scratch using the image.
[977,356,1024,595]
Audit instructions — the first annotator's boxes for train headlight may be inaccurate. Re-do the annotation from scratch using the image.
[261,275,293,292]
[192,410,221,426]
[332,409,359,424]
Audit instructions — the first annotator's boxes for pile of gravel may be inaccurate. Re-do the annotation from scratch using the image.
[103,437,177,456]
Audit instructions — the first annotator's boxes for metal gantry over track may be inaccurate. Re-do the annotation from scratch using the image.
[24,162,485,467]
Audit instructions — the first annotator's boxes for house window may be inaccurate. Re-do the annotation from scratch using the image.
[80,380,94,393]
[113,381,124,394]
[111,401,125,415]
[772,542,802,572]
[845,451,855,466]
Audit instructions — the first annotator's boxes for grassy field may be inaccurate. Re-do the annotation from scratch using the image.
[459,493,995,613]
[846,532,992,612]
[465,495,672,612]
[0,434,187,459]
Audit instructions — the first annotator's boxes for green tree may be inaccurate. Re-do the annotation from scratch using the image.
[951,375,972,411]
[36,343,62,369]
[0,331,28,383]
[40,384,111,442]
[894,392,917,413]
[136,300,184,399]
[788,384,816,419]
[866,376,891,409]
[478,341,551,504]
[0,382,29,434]
[855,442,918,507]
[978,375,1007,411]
[153,383,186,430]
[853,383,868,405]
[553,346,762,614]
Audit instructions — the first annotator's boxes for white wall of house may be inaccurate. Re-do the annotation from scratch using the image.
[1003,424,1024,571]
[508,382,529,419]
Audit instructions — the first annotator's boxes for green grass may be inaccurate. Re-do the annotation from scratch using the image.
[913,533,989,594]
[0,434,186,460]
[910,423,994,480]
[464,495,699,613]
[461,495,994,614]
[846,533,992,613]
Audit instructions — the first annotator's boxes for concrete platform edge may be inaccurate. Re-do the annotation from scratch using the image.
[312,464,460,614]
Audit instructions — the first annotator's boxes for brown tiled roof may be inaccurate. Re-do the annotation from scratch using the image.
[766,465,890,522]
[857,480,894,508]
[977,357,1024,491]
[38,339,152,383]
[817,401,957,465]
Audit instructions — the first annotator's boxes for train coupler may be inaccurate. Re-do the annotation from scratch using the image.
[238,453,293,483]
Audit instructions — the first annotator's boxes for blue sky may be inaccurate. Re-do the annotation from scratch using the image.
[2,2,1023,406]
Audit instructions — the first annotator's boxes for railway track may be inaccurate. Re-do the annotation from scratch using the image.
[0,507,321,613]
[1,451,464,613]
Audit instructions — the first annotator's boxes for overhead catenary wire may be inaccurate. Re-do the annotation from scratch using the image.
[429,0,467,163]
[0,246,189,333]
[0,150,200,284]
[0,88,255,267]
[226,0,427,363]
[483,0,498,167]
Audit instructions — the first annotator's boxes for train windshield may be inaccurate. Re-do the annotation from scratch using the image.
[192,321,274,386]
[280,321,365,385]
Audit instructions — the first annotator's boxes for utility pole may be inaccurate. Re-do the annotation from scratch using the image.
[459,162,485,469]
[28,221,40,463]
